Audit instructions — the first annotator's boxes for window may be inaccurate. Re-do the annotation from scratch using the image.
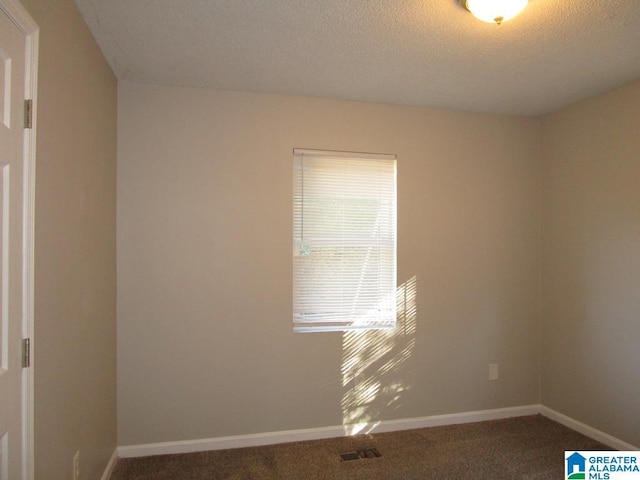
[293,149,397,332]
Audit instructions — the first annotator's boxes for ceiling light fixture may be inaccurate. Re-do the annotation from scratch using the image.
[460,0,529,25]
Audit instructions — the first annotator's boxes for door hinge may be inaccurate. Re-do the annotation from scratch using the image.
[22,338,31,368]
[24,99,33,129]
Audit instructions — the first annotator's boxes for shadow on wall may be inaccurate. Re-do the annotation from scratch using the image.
[341,276,418,435]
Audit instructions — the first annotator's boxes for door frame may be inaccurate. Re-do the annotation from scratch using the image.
[0,0,37,478]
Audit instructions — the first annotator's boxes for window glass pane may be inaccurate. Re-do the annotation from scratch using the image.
[293,150,397,332]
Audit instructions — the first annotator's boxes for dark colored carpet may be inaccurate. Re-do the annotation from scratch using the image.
[111,415,610,479]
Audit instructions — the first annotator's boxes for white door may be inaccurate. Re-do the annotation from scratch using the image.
[0,2,36,478]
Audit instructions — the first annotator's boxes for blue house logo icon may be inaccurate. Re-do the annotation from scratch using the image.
[566,452,587,479]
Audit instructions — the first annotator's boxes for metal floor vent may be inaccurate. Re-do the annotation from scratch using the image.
[339,448,382,461]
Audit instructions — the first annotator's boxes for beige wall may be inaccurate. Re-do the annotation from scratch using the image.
[19,0,118,478]
[117,81,541,445]
[540,81,640,447]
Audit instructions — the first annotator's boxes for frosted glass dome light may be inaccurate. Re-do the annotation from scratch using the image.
[462,0,529,25]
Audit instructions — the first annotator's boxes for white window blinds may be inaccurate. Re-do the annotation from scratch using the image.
[293,149,397,333]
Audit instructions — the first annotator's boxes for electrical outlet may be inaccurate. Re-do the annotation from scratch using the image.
[489,363,499,381]
[73,451,80,480]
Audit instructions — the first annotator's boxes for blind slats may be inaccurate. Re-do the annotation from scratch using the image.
[293,150,397,332]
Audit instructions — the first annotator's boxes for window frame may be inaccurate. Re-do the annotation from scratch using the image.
[292,148,398,333]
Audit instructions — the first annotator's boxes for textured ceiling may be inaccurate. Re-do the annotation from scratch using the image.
[74,0,640,116]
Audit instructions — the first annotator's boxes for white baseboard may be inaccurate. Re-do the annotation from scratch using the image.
[116,404,638,460]
[539,405,639,451]
[100,449,118,480]
[117,404,539,458]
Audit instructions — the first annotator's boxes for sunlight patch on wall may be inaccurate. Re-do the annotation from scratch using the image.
[341,276,417,435]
